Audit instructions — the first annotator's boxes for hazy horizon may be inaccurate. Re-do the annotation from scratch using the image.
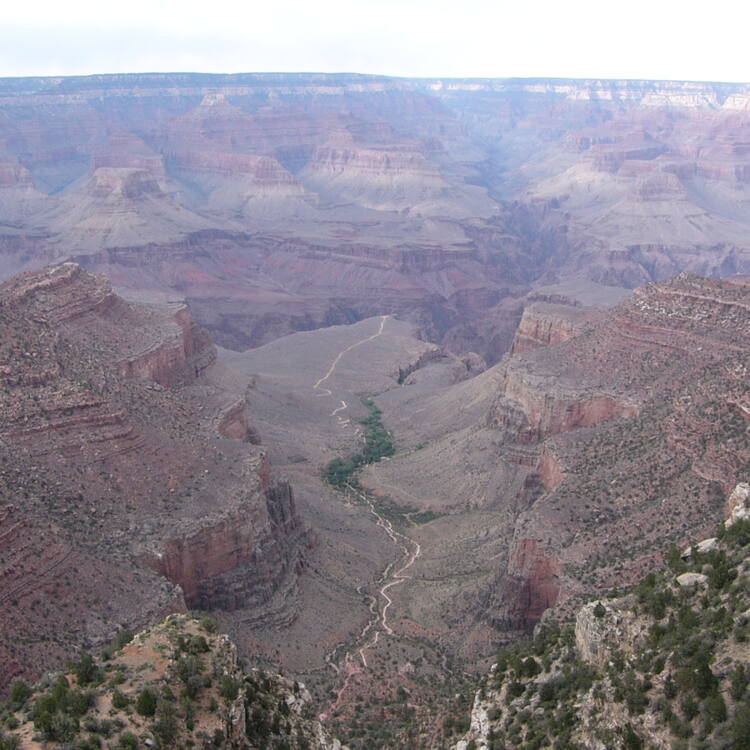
[1,70,749,85]
[2,0,750,83]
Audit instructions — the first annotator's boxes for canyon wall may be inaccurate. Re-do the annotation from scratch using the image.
[484,273,750,629]
[375,273,750,641]
[0,263,303,688]
[2,73,750,360]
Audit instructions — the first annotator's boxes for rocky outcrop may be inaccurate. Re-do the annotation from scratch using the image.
[148,478,301,611]
[117,305,217,386]
[574,597,648,669]
[510,300,592,354]
[490,539,561,630]
[2,261,115,322]
[455,502,750,749]
[492,364,639,443]
[724,482,750,526]
[215,397,252,440]
[1,615,344,748]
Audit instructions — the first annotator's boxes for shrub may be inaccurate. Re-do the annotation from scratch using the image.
[8,680,31,708]
[135,687,157,717]
[704,691,726,724]
[200,616,219,634]
[177,634,210,655]
[680,696,698,721]
[117,731,139,750]
[33,709,78,743]
[731,706,750,746]
[219,676,240,702]
[623,725,643,750]
[111,689,129,710]
[731,664,748,700]
[67,690,93,717]
[506,682,525,700]
[152,700,177,746]
[72,653,101,686]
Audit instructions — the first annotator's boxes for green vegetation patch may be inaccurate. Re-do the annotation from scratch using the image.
[324,398,395,487]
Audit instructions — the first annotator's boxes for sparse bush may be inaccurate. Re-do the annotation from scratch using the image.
[199,616,219,634]
[135,687,157,717]
[117,731,139,750]
[71,653,101,686]
[219,676,240,703]
[111,689,129,710]
[8,680,31,708]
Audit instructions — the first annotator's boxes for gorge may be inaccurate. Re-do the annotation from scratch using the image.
[1,72,750,749]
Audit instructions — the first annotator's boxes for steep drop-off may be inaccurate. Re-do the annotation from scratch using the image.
[0,615,344,750]
[454,483,750,750]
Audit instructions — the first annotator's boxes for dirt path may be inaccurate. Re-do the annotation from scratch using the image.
[353,487,421,638]
[322,489,422,714]
[313,315,389,396]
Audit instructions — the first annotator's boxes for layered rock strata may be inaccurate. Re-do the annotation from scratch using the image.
[3,73,750,360]
[0,264,303,688]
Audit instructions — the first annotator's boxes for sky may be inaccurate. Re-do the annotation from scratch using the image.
[2,0,750,82]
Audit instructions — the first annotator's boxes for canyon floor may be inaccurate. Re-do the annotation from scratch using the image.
[211,316,505,746]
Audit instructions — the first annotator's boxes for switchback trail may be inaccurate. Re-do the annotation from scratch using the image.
[323,484,421,713]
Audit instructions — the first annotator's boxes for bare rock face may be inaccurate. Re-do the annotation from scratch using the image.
[493,363,640,443]
[0,264,303,688]
[676,571,708,588]
[574,597,648,669]
[510,300,595,355]
[484,274,750,628]
[725,482,750,526]
[147,475,300,611]
[491,539,561,630]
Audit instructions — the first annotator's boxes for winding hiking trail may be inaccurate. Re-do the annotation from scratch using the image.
[313,314,389,396]
[312,315,423,711]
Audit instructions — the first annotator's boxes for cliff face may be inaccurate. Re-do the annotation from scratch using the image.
[148,477,300,611]
[2,73,750,360]
[116,305,216,386]
[0,264,303,688]
[372,273,750,643]
[480,274,750,630]
[509,300,594,355]
[490,539,562,630]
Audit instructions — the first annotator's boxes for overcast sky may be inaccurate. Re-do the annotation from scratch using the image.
[2,0,749,82]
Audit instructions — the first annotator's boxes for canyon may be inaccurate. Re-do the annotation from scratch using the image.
[1,74,750,361]
[1,72,750,748]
